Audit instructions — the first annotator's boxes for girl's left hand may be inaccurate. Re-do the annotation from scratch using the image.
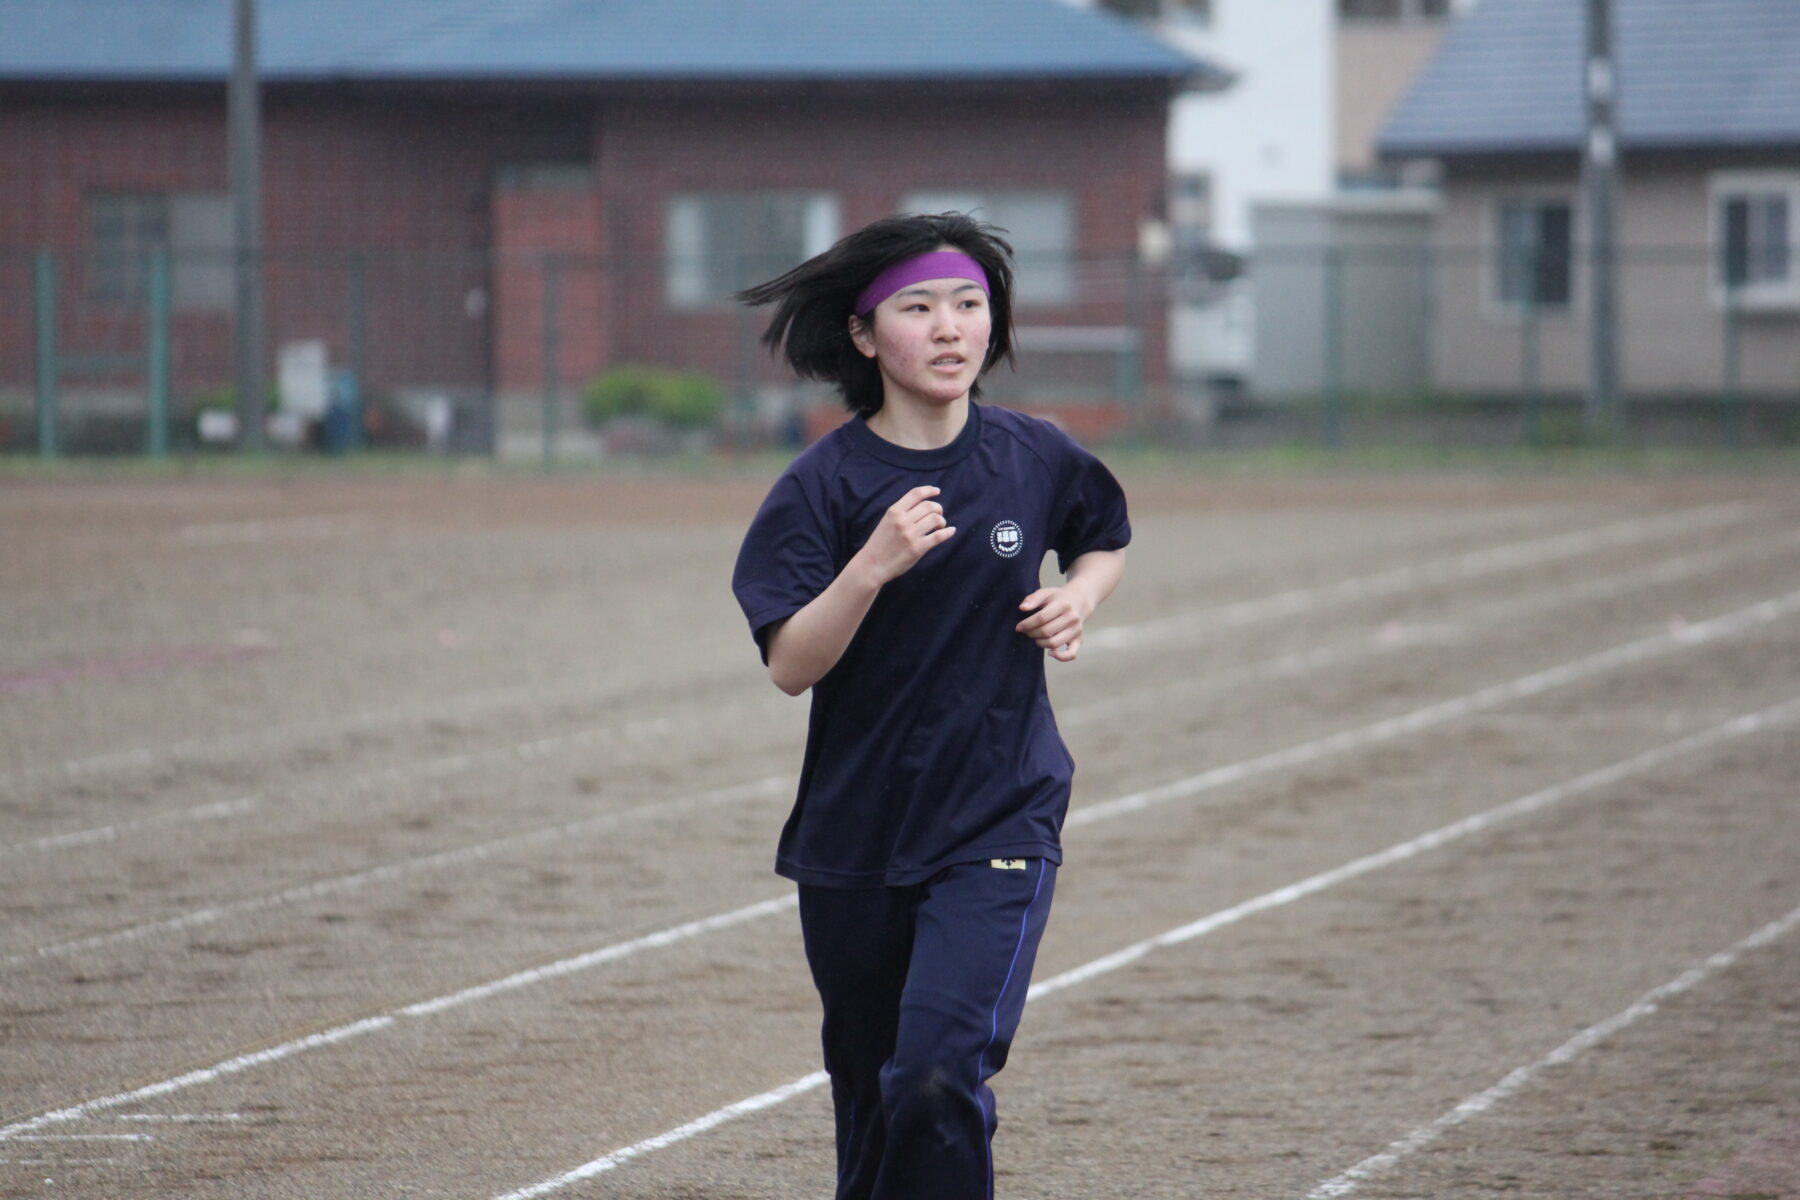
[1016,585,1094,662]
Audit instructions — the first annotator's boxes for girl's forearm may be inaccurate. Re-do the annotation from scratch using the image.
[765,558,885,695]
[1064,547,1126,613]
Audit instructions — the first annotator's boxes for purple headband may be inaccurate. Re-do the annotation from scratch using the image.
[855,250,991,316]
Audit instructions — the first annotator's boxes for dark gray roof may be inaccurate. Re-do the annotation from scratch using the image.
[0,0,1214,85]
[1379,0,1800,156]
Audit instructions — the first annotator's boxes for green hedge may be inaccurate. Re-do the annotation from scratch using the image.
[582,366,722,429]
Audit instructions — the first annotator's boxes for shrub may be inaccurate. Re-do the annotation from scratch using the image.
[583,366,723,430]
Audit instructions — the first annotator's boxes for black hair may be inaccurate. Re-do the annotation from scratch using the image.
[733,211,1017,418]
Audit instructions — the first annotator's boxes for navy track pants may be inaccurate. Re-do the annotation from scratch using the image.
[797,857,1056,1200]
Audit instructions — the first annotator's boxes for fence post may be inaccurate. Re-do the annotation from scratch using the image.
[147,247,171,459]
[34,249,58,458]
[1322,245,1344,448]
[1722,277,1743,450]
[1117,254,1144,423]
[347,250,367,452]
[541,253,562,467]
[1520,247,1540,445]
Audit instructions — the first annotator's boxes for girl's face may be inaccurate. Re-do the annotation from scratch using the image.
[850,276,992,413]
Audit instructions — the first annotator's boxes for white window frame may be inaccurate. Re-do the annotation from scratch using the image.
[1709,170,1800,312]
[901,189,1077,307]
[1099,0,1211,26]
[1337,0,1455,24]
[664,191,840,310]
[1485,192,1578,319]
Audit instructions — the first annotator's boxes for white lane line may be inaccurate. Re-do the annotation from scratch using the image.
[5,596,1792,1145]
[174,515,368,546]
[26,517,1779,862]
[1061,527,1800,727]
[3,714,686,858]
[491,1072,832,1200]
[13,560,1792,966]
[4,1133,153,1142]
[486,696,1800,1200]
[1067,586,1800,829]
[0,661,750,795]
[109,1113,247,1124]
[0,503,1746,794]
[2,777,788,968]
[1304,901,1800,1199]
[1087,502,1751,651]
[0,895,797,1142]
[398,894,799,1018]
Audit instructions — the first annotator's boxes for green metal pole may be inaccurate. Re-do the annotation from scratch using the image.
[348,250,367,452]
[1521,248,1540,445]
[1117,255,1144,423]
[147,247,171,459]
[34,249,58,458]
[1723,279,1743,450]
[541,254,561,467]
[1323,246,1344,449]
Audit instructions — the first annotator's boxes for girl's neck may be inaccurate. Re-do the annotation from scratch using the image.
[865,394,970,450]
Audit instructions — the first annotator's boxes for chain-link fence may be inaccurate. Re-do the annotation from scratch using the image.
[3,243,1795,459]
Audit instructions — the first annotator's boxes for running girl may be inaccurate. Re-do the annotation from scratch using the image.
[732,211,1130,1200]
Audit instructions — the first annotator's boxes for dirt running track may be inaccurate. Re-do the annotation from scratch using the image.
[1,461,1797,1200]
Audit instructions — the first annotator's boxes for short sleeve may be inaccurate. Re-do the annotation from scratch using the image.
[732,472,839,662]
[1049,435,1131,574]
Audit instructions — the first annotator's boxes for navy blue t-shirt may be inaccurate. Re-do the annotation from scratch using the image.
[732,402,1131,888]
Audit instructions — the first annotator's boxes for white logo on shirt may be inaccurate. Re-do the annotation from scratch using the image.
[990,520,1023,558]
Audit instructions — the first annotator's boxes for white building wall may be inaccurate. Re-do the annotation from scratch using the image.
[1160,1,1336,250]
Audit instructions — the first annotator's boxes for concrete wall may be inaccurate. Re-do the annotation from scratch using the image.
[1252,194,1436,397]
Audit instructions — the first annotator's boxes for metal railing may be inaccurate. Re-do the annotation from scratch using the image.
[3,243,1794,459]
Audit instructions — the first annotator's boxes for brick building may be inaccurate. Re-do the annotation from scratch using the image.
[0,0,1212,450]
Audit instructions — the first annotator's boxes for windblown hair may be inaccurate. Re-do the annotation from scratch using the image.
[733,212,1017,418]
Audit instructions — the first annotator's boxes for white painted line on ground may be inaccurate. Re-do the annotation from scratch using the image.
[1087,502,1751,652]
[0,889,796,1143]
[1067,586,1800,829]
[491,1072,831,1200]
[0,660,752,795]
[484,695,1800,1200]
[28,515,1777,862]
[14,562,1792,966]
[109,1113,247,1124]
[1061,527,1800,728]
[0,1018,393,1142]
[397,894,799,1018]
[173,515,368,546]
[1303,901,1800,1199]
[3,714,685,858]
[4,1133,153,1142]
[1,777,788,969]
[5,593,1792,1146]
[0,503,1745,794]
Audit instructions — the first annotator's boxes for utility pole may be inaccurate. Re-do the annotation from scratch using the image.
[1582,0,1618,435]
[231,0,265,448]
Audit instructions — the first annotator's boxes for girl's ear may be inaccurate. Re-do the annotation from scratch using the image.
[848,313,878,360]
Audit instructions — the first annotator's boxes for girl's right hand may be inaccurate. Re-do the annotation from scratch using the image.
[855,485,955,585]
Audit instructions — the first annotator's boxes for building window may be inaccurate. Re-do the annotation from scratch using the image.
[666,191,840,309]
[1494,197,1573,310]
[901,190,1076,306]
[1339,0,1451,21]
[1098,0,1211,24]
[1713,173,1797,307]
[88,192,234,311]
